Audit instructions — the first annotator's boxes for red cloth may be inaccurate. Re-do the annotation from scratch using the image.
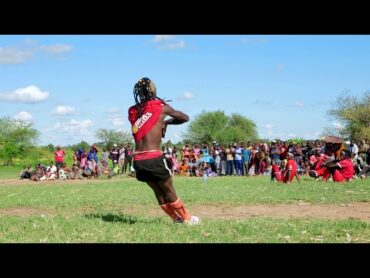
[271,164,282,181]
[283,159,297,183]
[134,150,163,161]
[338,158,355,180]
[54,150,65,163]
[128,99,165,142]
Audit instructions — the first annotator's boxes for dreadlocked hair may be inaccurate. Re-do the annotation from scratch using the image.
[133,77,166,117]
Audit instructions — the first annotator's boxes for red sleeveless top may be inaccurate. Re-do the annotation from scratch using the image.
[128,99,165,142]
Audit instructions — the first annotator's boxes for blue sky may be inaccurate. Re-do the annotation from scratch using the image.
[0,35,369,146]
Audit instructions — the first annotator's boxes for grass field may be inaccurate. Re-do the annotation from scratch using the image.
[0,166,23,179]
[0,167,369,243]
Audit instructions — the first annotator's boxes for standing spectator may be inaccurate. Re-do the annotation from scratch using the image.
[242,142,252,176]
[349,140,359,160]
[366,145,370,166]
[54,145,66,171]
[171,146,179,174]
[123,143,133,175]
[88,144,99,177]
[234,143,243,176]
[358,140,369,163]
[213,144,222,175]
[109,144,120,171]
[225,145,234,176]
[118,145,126,174]
[270,141,281,165]
[101,147,110,170]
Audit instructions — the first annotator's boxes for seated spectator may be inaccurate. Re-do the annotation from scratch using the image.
[310,150,355,182]
[20,165,34,180]
[359,165,370,179]
[179,159,190,176]
[69,161,83,179]
[58,163,70,180]
[331,150,355,182]
[45,162,58,180]
[31,163,46,181]
[281,153,300,184]
[271,161,282,182]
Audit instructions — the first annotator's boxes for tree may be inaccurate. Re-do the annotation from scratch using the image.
[0,117,39,166]
[183,110,258,146]
[46,144,55,152]
[70,141,90,152]
[327,91,370,141]
[95,128,133,149]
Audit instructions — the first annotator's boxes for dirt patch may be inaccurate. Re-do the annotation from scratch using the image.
[1,203,370,221]
[0,207,54,217]
[0,177,128,187]
[192,203,370,222]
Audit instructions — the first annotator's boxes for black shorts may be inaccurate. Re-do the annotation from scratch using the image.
[133,155,173,182]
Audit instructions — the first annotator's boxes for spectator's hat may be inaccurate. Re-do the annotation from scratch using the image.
[287,152,294,158]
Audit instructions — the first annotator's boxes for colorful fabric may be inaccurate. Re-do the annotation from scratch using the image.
[128,99,165,141]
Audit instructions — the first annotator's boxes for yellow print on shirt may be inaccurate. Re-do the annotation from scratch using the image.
[132,112,152,134]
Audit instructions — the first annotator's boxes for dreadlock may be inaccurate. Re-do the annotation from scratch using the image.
[133,77,167,117]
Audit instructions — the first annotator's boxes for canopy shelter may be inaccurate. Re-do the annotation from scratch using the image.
[322,136,344,144]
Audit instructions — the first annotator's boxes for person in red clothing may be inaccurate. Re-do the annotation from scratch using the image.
[282,152,300,183]
[128,77,200,225]
[309,148,331,180]
[331,150,355,182]
[271,161,282,182]
[54,145,66,171]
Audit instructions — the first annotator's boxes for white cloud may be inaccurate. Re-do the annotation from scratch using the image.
[49,119,93,135]
[179,91,194,100]
[276,64,285,72]
[0,41,73,65]
[153,35,176,42]
[0,85,49,103]
[13,111,33,122]
[254,100,272,105]
[333,122,344,129]
[160,40,186,50]
[52,105,75,115]
[240,37,267,44]
[39,44,73,54]
[293,101,304,108]
[107,107,119,113]
[0,47,33,64]
[108,116,125,128]
[288,133,297,138]
[106,107,125,128]
[169,132,182,144]
[265,124,274,129]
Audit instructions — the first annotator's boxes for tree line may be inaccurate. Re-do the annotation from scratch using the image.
[1,92,369,166]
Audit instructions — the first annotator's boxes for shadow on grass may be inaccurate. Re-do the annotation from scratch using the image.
[85,213,138,224]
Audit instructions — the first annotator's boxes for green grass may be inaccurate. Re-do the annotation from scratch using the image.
[0,214,369,243]
[0,174,369,242]
[0,166,23,179]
